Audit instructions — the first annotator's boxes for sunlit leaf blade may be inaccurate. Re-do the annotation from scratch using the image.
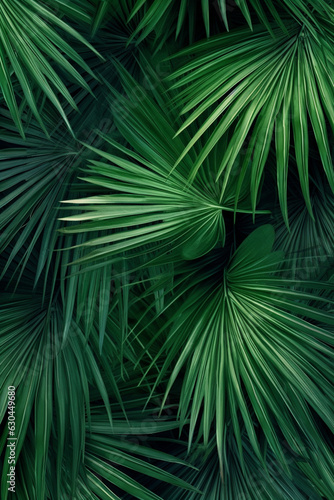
[59,68,268,264]
[169,22,334,218]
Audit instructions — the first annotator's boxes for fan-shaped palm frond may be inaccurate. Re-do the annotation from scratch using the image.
[136,225,334,469]
[70,14,142,98]
[80,402,197,500]
[1,2,334,498]
[127,0,332,44]
[0,255,196,499]
[0,96,117,274]
[0,0,100,135]
[158,432,333,500]
[0,86,146,349]
[59,68,269,264]
[169,20,334,223]
[273,174,334,281]
[0,293,112,499]
[0,113,81,281]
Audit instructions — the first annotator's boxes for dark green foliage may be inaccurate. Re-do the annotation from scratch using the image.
[0,1,334,499]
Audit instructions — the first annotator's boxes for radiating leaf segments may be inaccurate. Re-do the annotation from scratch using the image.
[0,0,101,136]
[135,226,334,471]
[169,22,334,222]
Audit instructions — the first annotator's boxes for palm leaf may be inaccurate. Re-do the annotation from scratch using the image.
[59,67,268,265]
[136,225,334,469]
[0,0,100,135]
[0,282,117,498]
[157,432,332,500]
[1,2,334,498]
[169,21,334,221]
[128,0,331,43]
[273,174,334,281]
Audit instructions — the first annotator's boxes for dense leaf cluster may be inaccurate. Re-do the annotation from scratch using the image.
[0,0,334,499]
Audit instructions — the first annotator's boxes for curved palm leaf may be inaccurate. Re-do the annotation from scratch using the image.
[169,20,334,223]
[1,2,334,499]
[158,432,333,500]
[0,97,117,278]
[0,277,195,500]
[0,0,100,135]
[226,0,331,33]
[137,225,334,469]
[128,0,331,43]
[48,0,94,24]
[128,0,224,44]
[59,68,268,265]
[273,175,334,281]
[0,293,113,499]
[81,403,197,500]
[0,114,81,282]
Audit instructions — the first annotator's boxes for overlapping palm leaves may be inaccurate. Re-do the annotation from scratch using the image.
[83,399,198,500]
[0,111,79,279]
[156,431,334,500]
[169,20,334,223]
[60,67,268,264]
[0,0,102,135]
[58,61,334,497]
[127,0,225,44]
[0,290,111,499]
[133,226,334,470]
[1,0,334,498]
[273,172,334,280]
[0,99,121,344]
[0,245,196,499]
[128,0,333,44]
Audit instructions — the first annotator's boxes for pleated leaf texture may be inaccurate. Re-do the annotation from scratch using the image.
[0,0,334,499]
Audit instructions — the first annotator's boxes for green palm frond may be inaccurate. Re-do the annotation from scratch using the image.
[90,0,123,36]
[0,98,140,349]
[1,2,334,498]
[0,116,80,281]
[59,68,269,264]
[81,403,198,500]
[0,294,112,499]
[169,20,334,222]
[128,0,224,44]
[71,15,142,96]
[0,277,195,499]
[273,175,334,281]
[158,432,332,500]
[128,0,332,44]
[45,0,93,25]
[136,225,334,468]
[0,0,100,135]
[230,0,331,33]
[0,96,117,279]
